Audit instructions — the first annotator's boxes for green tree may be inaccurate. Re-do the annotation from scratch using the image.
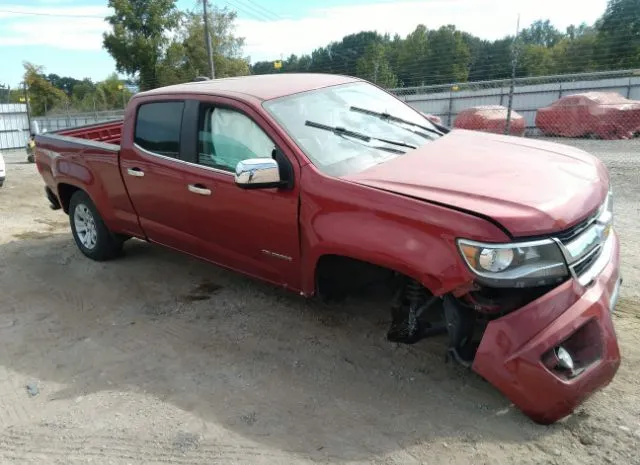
[157,6,249,85]
[553,26,599,73]
[518,44,556,76]
[424,25,471,84]
[355,42,398,87]
[520,20,564,47]
[103,0,181,91]
[71,79,97,102]
[596,0,640,69]
[244,1,639,87]
[463,36,513,81]
[94,73,133,110]
[46,74,82,95]
[23,62,68,116]
[397,25,430,86]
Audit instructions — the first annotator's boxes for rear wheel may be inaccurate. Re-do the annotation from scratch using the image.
[69,191,123,261]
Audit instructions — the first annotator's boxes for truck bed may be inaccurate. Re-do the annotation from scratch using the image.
[55,119,123,146]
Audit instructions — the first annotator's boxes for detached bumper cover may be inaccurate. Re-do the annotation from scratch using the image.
[472,232,621,424]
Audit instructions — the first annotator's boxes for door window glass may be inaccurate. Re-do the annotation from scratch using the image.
[134,101,185,158]
[198,107,275,171]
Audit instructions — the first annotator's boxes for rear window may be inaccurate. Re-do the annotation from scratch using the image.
[134,101,185,158]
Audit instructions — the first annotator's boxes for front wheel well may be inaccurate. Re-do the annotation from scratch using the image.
[57,183,82,214]
[314,254,400,302]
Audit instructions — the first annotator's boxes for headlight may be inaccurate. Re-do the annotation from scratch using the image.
[457,238,568,288]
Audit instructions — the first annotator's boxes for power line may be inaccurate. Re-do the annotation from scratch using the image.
[226,0,279,21]
[0,9,105,18]
[222,0,272,22]
[242,0,281,20]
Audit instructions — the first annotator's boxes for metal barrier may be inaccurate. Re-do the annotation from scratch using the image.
[0,103,29,150]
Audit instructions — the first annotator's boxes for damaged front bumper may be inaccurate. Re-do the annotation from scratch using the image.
[472,231,621,424]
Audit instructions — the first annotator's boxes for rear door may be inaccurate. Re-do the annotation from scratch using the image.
[119,99,203,254]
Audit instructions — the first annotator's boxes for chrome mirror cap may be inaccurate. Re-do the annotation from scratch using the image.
[235,158,281,189]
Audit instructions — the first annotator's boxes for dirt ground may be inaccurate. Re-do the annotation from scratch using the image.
[0,139,638,465]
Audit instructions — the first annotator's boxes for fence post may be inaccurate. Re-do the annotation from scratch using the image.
[505,15,520,136]
[447,89,454,126]
[558,83,563,98]
[627,78,632,99]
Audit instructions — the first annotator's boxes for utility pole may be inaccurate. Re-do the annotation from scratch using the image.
[22,81,32,135]
[505,14,520,136]
[202,0,215,79]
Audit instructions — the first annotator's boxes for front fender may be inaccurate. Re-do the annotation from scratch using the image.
[299,167,510,296]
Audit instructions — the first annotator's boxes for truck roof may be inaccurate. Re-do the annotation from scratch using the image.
[137,73,361,101]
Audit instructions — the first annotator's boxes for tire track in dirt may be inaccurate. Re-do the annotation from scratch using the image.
[0,429,311,464]
[0,367,31,428]
[0,290,44,428]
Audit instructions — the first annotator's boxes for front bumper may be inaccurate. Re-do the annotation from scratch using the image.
[472,231,621,424]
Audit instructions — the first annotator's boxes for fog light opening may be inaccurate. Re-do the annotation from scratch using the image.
[555,346,574,371]
[552,346,584,379]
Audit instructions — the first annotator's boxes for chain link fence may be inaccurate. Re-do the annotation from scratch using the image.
[33,109,125,134]
[21,69,640,141]
[391,69,640,139]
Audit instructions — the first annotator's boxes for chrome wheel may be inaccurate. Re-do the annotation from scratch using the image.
[73,203,98,250]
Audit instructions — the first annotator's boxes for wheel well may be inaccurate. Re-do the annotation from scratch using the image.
[315,255,398,302]
[57,183,81,214]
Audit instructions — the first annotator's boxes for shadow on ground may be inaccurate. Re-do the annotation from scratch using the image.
[0,234,566,462]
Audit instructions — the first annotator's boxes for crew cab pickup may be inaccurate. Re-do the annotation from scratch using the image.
[35,74,622,424]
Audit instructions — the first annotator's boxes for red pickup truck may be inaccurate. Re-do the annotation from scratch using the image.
[35,74,622,424]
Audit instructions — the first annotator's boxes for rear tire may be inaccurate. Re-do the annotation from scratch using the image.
[69,191,123,261]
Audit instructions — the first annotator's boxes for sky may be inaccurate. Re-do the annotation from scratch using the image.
[0,0,610,88]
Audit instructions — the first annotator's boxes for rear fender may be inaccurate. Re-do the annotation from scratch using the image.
[52,153,119,231]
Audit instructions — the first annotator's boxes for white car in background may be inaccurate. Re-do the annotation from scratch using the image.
[0,151,5,187]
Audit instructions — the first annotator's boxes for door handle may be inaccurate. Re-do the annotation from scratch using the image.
[188,184,212,196]
[127,167,145,177]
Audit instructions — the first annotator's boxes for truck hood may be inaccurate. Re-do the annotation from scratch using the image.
[343,130,608,237]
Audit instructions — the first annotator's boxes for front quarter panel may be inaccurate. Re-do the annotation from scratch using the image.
[300,165,511,296]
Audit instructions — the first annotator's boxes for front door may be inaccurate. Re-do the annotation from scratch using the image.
[181,99,302,290]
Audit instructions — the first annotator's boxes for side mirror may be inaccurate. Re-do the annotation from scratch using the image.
[235,158,282,189]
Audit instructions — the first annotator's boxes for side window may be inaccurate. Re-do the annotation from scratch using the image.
[198,106,275,172]
[134,101,185,158]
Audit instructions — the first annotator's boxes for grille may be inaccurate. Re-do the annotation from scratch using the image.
[572,245,602,276]
[554,206,607,278]
[555,210,599,244]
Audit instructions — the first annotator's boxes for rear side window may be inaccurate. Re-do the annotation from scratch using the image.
[134,101,185,158]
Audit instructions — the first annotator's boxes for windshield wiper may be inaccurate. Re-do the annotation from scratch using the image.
[305,120,416,151]
[349,106,444,137]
